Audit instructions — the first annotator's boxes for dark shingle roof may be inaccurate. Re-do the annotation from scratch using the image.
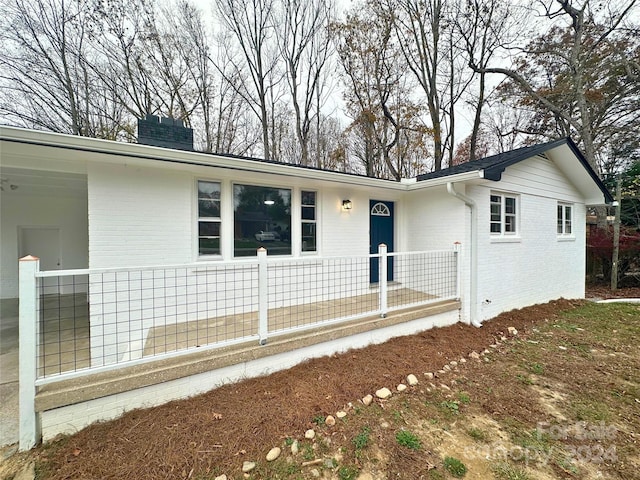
[416,137,612,203]
[417,138,572,182]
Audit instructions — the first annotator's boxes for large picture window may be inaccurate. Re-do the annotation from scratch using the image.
[233,184,291,256]
[301,191,317,252]
[490,193,518,235]
[198,180,221,256]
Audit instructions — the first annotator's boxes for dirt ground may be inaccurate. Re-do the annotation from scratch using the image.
[1,284,638,480]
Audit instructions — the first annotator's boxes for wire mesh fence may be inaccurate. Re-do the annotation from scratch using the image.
[29,249,458,380]
[267,255,376,333]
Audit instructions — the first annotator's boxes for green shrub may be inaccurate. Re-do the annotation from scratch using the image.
[444,456,467,477]
[395,430,422,450]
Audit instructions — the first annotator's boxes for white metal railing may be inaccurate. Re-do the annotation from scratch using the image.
[20,246,459,381]
[18,245,460,449]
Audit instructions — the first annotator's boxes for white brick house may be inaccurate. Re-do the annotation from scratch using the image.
[0,125,612,447]
[1,126,611,324]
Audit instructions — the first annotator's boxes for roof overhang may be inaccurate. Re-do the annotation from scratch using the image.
[412,138,612,205]
[0,126,408,191]
[405,170,485,190]
[0,128,614,204]
[544,140,613,205]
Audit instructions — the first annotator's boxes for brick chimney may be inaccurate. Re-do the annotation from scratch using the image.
[137,114,194,151]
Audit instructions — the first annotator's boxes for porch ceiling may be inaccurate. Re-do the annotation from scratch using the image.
[0,167,87,198]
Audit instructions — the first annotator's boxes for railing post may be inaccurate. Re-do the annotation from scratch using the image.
[19,255,40,450]
[257,248,268,345]
[453,242,462,300]
[379,244,388,318]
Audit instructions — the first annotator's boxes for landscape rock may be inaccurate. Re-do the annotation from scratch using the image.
[266,447,281,461]
[325,415,336,427]
[375,387,392,399]
[437,369,446,375]
[407,374,419,386]
[507,326,518,336]
[336,411,347,419]
[469,351,481,360]
[443,364,451,371]
[310,468,320,477]
[424,372,434,380]
[242,461,256,473]
[440,384,451,391]
[396,384,407,392]
[291,440,299,455]
[459,358,467,363]
[214,475,227,480]
[305,429,316,439]
[449,361,458,367]
[362,394,373,406]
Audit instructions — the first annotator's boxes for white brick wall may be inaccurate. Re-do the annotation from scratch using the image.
[469,155,587,321]
[40,308,459,440]
[88,163,193,268]
[402,186,467,251]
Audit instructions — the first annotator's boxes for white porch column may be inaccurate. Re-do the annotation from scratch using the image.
[19,255,40,450]
[379,244,388,318]
[257,248,268,345]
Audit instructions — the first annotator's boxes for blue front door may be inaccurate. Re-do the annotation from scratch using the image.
[369,200,394,283]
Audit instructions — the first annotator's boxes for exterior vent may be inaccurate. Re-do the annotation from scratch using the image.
[137,114,194,151]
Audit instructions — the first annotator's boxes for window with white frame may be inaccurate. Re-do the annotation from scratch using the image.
[198,180,221,256]
[301,191,317,252]
[233,184,291,257]
[490,193,518,235]
[557,203,573,235]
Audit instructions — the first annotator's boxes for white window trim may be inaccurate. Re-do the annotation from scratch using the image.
[196,178,223,259]
[490,192,520,239]
[301,189,318,255]
[557,202,575,240]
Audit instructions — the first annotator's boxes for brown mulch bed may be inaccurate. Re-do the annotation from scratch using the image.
[585,282,640,299]
[32,287,636,479]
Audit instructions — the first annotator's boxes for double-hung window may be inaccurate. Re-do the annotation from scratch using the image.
[198,180,221,256]
[301,191,317,252]
[490,193,518,236]
[557,203,573,236]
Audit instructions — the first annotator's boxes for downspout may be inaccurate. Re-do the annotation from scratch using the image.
[446,182,482,327]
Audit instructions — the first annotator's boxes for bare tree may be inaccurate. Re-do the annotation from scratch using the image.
[214,0,281,160]
[334,0,428,179]
[0,0,110,135]
[470,0,640,172]
[385,0,471,171]
[276,0,335,166]
[455,0,519,161]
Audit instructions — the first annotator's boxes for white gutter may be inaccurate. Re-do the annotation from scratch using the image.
[446,182,482,327]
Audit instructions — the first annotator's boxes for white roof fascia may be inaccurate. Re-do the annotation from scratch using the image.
[0,126,408,191]
[545,144,609,205]
[405,170,484,190]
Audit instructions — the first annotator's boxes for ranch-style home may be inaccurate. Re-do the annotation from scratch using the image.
[0,120,611,449]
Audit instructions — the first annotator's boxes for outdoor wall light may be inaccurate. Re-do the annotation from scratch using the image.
[342,199,353,210]
[264,199,275,205]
